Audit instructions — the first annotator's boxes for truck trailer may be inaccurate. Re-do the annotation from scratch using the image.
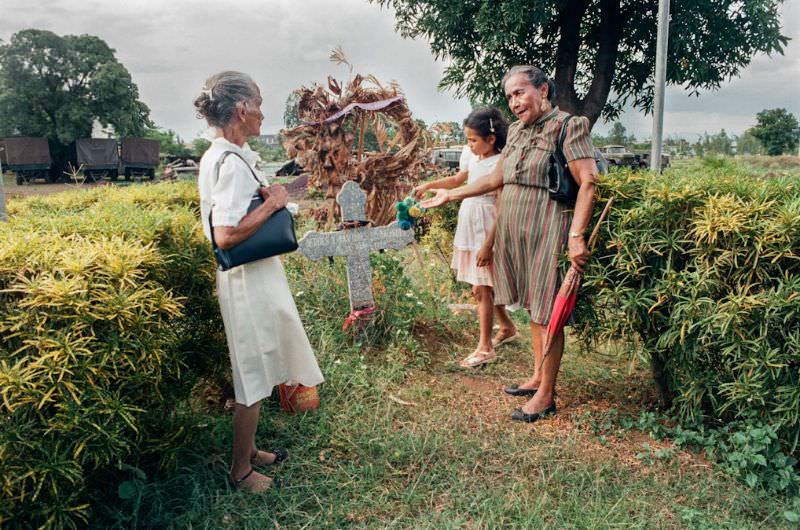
[69,138,120,181]
[121,137,160,180]
[0,137,54,184]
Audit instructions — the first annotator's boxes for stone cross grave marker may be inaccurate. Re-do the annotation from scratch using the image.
[298,180,414,311]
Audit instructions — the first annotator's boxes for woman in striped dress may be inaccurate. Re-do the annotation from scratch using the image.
[422,65,598,423]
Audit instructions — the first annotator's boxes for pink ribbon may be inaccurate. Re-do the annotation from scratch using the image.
[304,96,405,126]
[342,306,377,331]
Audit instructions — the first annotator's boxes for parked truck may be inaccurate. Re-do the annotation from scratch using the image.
[121,137,159,180]
[0,137,54,184]
[431,147,464,169]
[599,145,639,169]
[635,151,671,169]
[68,138,120,181]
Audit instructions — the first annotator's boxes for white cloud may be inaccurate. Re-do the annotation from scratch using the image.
[1,0,796,141]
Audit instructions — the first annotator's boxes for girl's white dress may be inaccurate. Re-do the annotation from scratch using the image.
[199,137,324,407]
[451,147,501,287]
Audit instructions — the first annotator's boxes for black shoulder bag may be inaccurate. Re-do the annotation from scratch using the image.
[547,116,579,204]
[547,116,608,204]
[209,151,298,271]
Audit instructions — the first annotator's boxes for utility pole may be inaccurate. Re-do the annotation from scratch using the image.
[0,158,7,222]
[650,0,670,172]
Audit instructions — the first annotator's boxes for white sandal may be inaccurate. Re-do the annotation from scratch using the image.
[460,350,497,368]
[492,331,520,348]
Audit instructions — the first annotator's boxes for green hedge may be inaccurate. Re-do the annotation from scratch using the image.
[0,181,448,528]
[0,182,227,529]
[577,160,800,454]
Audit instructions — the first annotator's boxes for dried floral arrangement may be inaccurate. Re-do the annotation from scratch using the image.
[281,48,432,225]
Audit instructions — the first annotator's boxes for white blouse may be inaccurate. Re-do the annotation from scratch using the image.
[198,137,268,242]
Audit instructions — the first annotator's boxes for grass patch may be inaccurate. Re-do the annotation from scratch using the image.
[89,282,796,528]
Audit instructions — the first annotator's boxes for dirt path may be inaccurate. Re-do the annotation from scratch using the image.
[392,322,706,471]
[2,174,121,199]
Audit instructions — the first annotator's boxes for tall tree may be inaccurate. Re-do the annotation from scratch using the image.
[736,128,762,155]
[751,108,799,156]
[0,29,151,145]
[375,0,789,127]
[608,122,628,145]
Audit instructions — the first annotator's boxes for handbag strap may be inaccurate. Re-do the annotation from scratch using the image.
[208,150,265,251]
[554,115,573,165]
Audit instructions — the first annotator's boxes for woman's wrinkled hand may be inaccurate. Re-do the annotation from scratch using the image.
[476,244,493,268]
[567,236,590,272]
[260,184,289,210]
[420,189,450,209]
[412,185,427,200]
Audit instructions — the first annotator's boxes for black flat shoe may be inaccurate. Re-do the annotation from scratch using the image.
[251,448,289,467]
[272,448,289,465]
[503,384,538,397]
[510,403,557,423]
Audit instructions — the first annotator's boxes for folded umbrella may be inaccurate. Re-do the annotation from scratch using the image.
[540,197,614,366]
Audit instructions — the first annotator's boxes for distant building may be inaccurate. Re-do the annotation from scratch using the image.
[257,134,281,147]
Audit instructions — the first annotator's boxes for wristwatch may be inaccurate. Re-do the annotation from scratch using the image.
[568,231,584,239]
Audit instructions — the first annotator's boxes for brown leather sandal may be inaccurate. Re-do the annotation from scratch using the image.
[229,468,280,492]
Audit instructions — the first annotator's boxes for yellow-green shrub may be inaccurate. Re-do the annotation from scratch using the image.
[578,161,800,455]
[0,182,225,529]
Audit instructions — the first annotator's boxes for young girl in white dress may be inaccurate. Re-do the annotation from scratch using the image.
[415,107,518,367]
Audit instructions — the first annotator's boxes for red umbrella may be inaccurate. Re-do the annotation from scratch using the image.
[540,197,614,365]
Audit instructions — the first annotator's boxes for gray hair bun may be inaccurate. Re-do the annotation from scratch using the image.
[194,71,259,128]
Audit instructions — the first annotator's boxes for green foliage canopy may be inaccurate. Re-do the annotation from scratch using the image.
[608,122,629,145]
[736,128,763,155]
[0,29,151,144]
[144,127,191,157]
[375,0,789,126]
[192,138,212,158]
[694,129,734,156]
[752,108,800,156]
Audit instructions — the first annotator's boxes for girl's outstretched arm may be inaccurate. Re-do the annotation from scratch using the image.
[413,169,468,198]
[421,155,505,208]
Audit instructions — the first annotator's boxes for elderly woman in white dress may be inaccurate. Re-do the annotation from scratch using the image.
[194,71,324,493]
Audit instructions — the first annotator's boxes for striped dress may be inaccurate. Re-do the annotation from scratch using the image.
[493,107,594,324]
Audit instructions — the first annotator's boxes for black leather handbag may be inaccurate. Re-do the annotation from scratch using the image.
[547,116,608,204]
[547,116,580,204]
[209,151,298,271]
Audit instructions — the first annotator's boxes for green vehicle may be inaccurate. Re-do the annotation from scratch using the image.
[1,137,54,184]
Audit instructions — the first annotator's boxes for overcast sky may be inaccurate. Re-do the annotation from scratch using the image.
[1,0,798,141]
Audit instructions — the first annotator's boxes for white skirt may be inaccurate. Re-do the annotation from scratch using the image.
[451,249,494,287]
[453,196,497,252]
[216,256,324,407]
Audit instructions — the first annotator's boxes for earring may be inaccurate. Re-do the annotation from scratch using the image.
[540,99,547,112]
